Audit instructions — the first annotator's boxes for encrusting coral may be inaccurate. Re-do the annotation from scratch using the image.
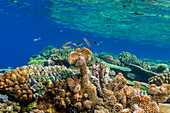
[148,72,170,86]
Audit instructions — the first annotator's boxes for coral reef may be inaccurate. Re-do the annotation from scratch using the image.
[0,100,20,112]
[29,55,46,61]
[129,63,159,82]
[21,101,37,112]
[28,60,46,67]
[0,68,33,101]
[159,103,170,113]
[29,46,102,68]
[104,61,132,72]
[151,64,169,73]
[149,84,170,103]
[118,51,150,70]
[40,45,56,60]
[148,72,170,86]
[99,54,122,66]
[0,64,74,101]
[1,47,169,113]
[46,48,74,67]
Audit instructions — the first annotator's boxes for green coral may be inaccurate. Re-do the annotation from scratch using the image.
[21,101,37,112]
[29,55,46,61]
[28,60,45,66]
[27,101,37,111]
[140,85,150,95]
[26,64,75,100]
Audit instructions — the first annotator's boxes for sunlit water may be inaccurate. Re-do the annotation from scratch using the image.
[2,0,170,47]
[50,0,170,46]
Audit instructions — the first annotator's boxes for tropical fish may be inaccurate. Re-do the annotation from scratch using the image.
[51,47,57,50]
[33,37,41,41]
[95,51,100,57]
[62,46,71,49]
[84,38,91,47]
[73,43,83,47]
[62,41,72,47]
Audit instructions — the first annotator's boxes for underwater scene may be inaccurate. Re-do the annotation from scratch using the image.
[0,0,170,112]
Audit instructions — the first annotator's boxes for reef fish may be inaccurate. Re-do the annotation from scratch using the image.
[62,46,71,49]
[73,43,83,47]
[84,38,91,47]
[51,47,57,50]
[33,37,41,41]
[62,41,72,47]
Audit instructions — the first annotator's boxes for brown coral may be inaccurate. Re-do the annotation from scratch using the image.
[0,68,33,101]
[131,95,159,113]
[149,83,170,103]
[148,72,170,86]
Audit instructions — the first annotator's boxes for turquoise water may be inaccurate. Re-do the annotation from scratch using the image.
[50,0,170,46]
[0,0,170,68]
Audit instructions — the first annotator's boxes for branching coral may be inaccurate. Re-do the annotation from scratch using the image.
[69,47,92,91]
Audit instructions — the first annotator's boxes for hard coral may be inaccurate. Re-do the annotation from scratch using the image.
[148,72,170,86]
[149,83,170,103]
[0,100,20,113]
[68,47,92,90]
[0,68,33,101]
[131,95,159,113]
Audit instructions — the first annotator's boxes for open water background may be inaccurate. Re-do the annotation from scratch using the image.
[0,0,169,68]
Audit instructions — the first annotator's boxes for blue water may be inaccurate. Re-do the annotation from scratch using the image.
[0,0,170,68]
